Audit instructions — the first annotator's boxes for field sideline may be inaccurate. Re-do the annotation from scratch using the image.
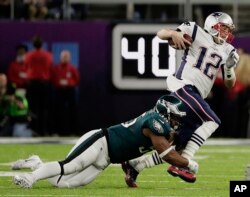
[0,138,249,197]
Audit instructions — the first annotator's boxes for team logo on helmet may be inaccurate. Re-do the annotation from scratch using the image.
[212,12,222,17]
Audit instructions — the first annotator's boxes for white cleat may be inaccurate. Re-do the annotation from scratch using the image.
[11,155,42,171]
[13,173,35,188]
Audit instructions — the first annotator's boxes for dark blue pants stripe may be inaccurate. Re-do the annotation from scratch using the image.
[173,86,221,124]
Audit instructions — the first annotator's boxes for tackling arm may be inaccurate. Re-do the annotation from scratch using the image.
[143,128,198,173]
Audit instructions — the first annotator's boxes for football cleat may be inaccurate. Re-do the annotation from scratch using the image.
[11,155,42,171]
[121,161,139,188]
[13,173,35,188]
[167,165,196,183]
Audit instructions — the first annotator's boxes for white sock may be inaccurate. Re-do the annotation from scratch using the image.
[130,152,164,172]
[32,162,61,182]
[182,121,218,159]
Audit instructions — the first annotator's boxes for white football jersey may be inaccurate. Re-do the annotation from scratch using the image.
[167,22,235,99]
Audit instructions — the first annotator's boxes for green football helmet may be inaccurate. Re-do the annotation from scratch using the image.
[155,95,186,129]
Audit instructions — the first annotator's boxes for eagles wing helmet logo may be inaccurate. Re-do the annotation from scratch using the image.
[153,120,164,134]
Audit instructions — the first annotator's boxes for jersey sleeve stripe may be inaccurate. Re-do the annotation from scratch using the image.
[175,49,189,79]
[191,24,198,42]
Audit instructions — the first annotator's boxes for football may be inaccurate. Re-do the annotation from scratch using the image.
[168,33,193,49]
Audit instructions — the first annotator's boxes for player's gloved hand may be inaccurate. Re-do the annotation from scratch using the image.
[225,51,239,68]
[187,159,199,174]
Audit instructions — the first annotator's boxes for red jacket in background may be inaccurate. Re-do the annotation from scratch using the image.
[7,61,29,88]
[25,49,53,81]
[52,63,80,88]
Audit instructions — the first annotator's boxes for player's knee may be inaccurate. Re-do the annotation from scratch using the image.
[192,121,219,142]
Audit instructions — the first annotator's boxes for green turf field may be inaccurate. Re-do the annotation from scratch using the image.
[0,143,249,197]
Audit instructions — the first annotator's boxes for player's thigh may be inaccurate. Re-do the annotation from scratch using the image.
[67,129,101,157]
[64,165,103,187]
[63,130,109,173]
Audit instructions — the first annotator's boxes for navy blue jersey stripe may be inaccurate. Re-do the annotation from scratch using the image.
[192,24,198,41]
[176,49,188,79]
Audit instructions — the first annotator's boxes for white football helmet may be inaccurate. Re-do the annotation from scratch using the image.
[204,12,235,43]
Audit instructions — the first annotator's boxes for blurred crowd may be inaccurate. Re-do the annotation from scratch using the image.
[0,1,220,23]
[0,0,87,20]
[0,35,80,137]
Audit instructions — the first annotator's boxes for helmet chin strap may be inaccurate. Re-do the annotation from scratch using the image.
[212,35,225,45]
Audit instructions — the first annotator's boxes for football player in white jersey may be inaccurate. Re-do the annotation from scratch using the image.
[122,12,239,187]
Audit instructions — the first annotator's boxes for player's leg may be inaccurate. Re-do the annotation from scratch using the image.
[13,129,110,188]
[173,87,220,159]
[12,129,106,171]
[48,165,103,188]
[181,121,218,159]
[49,131,109,188]
[122,152,164,187]
[168,87,220,182]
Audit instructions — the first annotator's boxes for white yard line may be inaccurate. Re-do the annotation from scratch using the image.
[0,171,25,176]
[0,195,83,197]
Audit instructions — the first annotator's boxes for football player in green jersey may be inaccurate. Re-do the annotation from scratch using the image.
[12,95,198,188]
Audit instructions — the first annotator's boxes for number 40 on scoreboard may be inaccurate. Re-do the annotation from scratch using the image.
[112,24,182,90]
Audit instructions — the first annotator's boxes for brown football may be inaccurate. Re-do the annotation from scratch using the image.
[168,34,193,49]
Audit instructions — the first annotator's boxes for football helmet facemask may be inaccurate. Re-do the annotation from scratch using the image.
[155,95,186,130]
[204,12,235,44]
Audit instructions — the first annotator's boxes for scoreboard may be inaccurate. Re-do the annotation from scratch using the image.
[112,24,182,90]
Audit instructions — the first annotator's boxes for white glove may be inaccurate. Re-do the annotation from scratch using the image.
[225,51,239,68]
[187,159,199,174]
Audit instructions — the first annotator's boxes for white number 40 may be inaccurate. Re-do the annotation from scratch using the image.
[121,36,176,77]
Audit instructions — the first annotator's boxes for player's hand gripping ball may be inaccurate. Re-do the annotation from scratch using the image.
[168,34,193,50]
